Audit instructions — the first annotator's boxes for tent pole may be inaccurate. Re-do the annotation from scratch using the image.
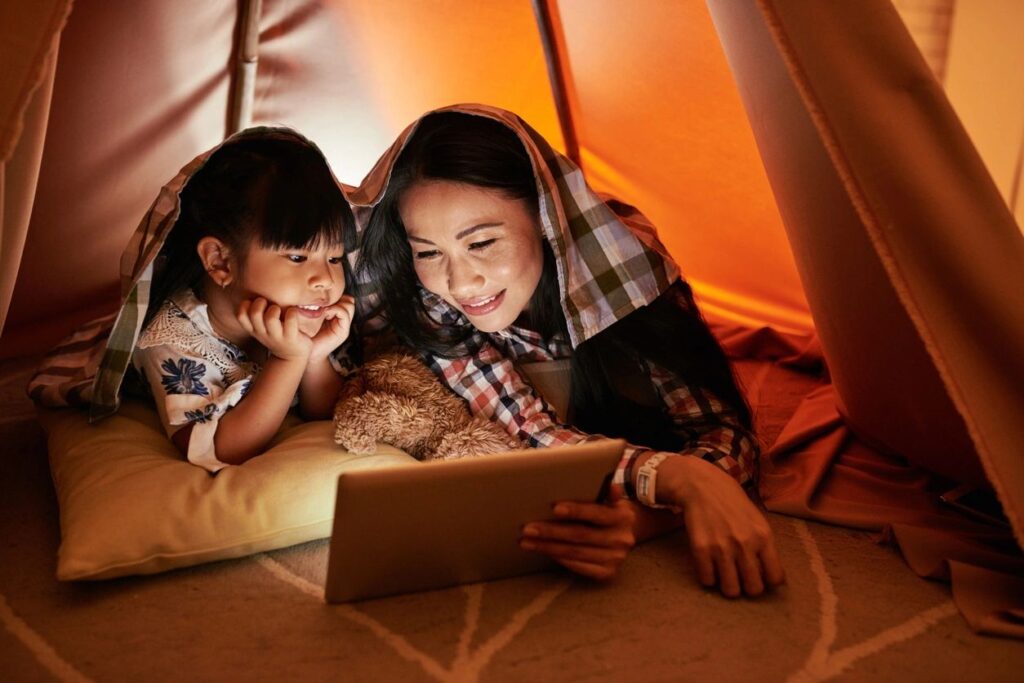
[228,0,262,136]
[531,0,581,167]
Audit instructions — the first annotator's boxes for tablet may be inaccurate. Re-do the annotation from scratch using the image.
[324,439,625,603]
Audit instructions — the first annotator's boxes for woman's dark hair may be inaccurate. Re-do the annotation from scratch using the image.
[146,133,354,328]
[359,111,752,453]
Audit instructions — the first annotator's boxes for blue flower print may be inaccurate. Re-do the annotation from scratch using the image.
[160,357,210,396]
[184,404,217,424]
[239,379,252,398]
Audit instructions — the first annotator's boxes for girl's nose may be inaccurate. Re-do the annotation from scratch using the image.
[310,261,340,291]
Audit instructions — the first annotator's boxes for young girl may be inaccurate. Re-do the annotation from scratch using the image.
[357,106,785,596]
[132,132,356,472]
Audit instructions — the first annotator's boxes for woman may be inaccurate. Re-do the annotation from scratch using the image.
[356,105,784,597]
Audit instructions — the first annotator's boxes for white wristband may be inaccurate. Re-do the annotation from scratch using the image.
[635,452,675,509]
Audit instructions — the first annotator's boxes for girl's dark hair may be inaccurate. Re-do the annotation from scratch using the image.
[146,133,354,328]
[359,111,752,452]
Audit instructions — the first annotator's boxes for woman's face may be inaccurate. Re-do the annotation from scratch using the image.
[399,180,544,333]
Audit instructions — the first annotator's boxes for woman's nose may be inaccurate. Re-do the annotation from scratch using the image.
[446,258,483,298]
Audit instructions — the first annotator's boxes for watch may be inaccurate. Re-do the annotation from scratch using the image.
[635,452,676,509]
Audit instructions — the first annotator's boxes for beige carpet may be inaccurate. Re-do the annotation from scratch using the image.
[1,356,1021,682]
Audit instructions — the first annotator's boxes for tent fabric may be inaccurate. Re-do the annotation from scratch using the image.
[0,0,70,340]
[707,0,1024,545]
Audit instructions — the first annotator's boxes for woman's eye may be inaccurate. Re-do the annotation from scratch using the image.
[468,239,496,251]
[414,249,440,260]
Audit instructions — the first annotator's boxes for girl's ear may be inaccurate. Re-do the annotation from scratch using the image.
[196,237,236,288]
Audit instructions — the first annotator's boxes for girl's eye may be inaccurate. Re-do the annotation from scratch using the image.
[468,239,496,251]
[328,256,345,265]
[414,249,441,260]
[286,254,307,264]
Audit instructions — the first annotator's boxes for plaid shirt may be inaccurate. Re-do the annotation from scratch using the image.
[417,291,756,495]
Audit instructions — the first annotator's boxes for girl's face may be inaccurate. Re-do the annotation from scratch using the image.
[235,241,347,337]
[399,180,544,333]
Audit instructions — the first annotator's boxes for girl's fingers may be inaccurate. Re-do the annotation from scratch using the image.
[248,298,269,338]
[281,305,300,338]
[263,303,284,338]
[236,300,254,334]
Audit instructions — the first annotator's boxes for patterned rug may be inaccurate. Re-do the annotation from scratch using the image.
[1,355,1020,682]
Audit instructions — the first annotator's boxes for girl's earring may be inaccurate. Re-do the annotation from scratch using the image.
[207,267,229,289]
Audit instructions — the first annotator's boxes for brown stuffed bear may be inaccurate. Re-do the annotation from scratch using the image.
[333,351,522,460]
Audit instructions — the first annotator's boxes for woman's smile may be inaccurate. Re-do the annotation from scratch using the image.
[458,290,506,317]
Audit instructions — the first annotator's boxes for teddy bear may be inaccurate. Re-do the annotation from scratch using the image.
[333,350,522,460]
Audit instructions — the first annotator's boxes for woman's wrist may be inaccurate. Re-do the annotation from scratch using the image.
[632,452,699,509]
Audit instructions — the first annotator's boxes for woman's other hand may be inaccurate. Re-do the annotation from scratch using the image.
[519,485,636,581]
[656,454,786,597]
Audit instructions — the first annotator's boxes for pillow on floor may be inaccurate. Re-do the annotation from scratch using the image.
[37,400,416,580]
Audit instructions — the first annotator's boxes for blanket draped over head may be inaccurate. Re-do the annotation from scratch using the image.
[28,128,343,421]
[346,103,682,349]
[30,104,682,420]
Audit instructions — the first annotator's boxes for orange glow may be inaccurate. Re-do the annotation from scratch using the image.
[557,0,812,333]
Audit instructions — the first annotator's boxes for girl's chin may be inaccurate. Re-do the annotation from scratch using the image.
[297,318,326,336]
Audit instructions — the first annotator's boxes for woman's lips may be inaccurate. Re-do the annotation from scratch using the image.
[459,290,505,317]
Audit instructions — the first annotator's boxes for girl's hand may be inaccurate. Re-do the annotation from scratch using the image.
[237,297,311,361]
[308,294,356,362]
[519,485,636,581]
[658,455,786,597]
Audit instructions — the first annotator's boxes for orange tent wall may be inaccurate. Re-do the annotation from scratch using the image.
[555,1,810,333]
[0,0,811,358]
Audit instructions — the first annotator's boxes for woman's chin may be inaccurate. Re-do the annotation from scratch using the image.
[464,311,515,334]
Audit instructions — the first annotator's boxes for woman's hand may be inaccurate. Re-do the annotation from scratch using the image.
[519,485,636,581]
[655,454,786,597]
[308,295,356,362]
[237,297,311,361]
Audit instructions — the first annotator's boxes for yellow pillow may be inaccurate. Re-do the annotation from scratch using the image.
[38,400,416,580]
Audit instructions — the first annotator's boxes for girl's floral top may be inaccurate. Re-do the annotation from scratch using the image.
[132,290,274,472]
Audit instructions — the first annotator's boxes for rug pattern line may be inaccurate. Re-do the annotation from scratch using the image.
[787,519,958,683]
[256,554,570,683]
[0,591,94,683]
